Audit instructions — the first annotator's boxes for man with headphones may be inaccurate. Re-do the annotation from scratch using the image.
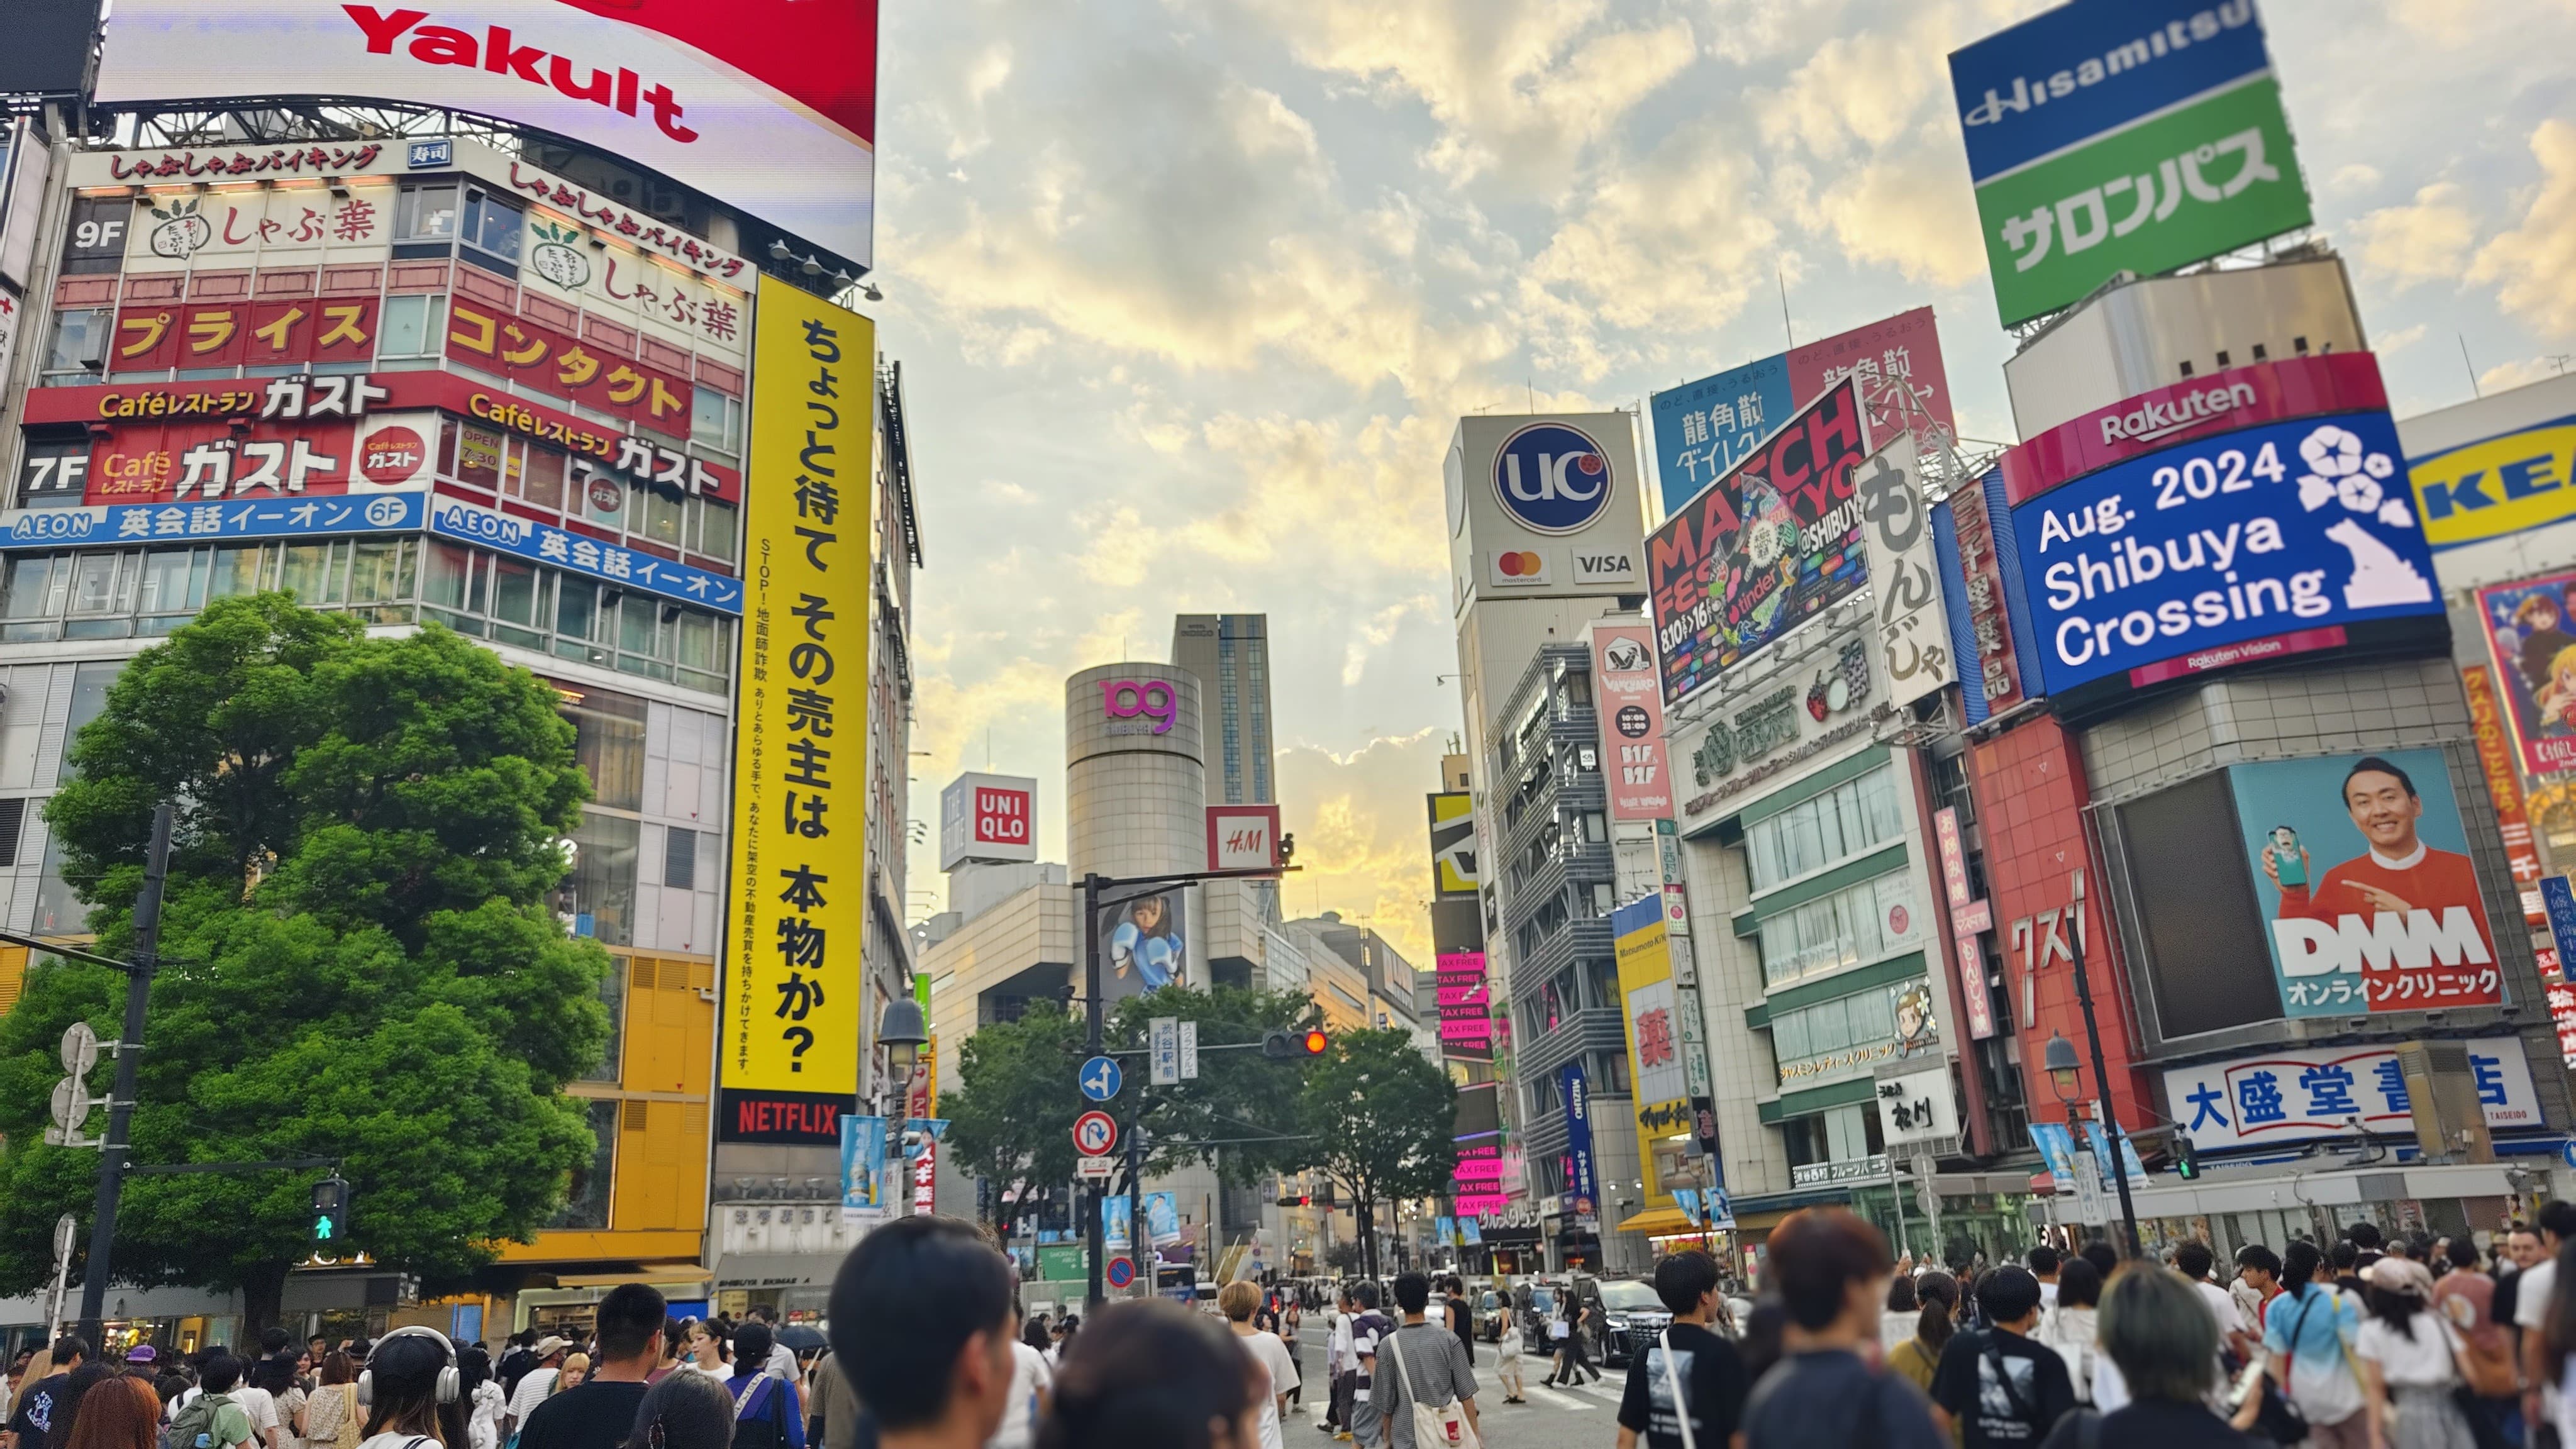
[514,1287,667,1449]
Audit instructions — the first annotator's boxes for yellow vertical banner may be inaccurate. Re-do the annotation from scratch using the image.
[1614,906,1685,1204]
[721,285,874,1145]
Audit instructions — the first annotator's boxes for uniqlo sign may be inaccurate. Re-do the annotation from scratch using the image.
[938,772,1038,872]
[94,0,880,266]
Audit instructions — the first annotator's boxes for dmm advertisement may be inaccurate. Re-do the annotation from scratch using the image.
[2474,571,2576,777]
[2011,410,2444,696]
[2230,750,2503,1017]
[720,286,873,1145]
[1648,377,1872,704]
[1948,0,2306,326]
[2162,1037,2541,1152]
[94,0,880,267]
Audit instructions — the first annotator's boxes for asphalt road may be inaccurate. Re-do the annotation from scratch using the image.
[1285,1316,1630,1449]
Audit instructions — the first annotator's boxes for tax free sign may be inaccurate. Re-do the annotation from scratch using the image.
[1948,0,2312,326]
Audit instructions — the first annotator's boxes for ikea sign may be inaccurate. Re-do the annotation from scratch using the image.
[2011,411,2446,692]
[2407,414,2576,550]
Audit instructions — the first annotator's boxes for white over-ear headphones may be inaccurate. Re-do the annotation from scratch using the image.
[357,1325,460,1407]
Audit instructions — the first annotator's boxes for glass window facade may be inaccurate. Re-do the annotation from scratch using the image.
[1745,764,1905,893]
[1757,870,1919,988]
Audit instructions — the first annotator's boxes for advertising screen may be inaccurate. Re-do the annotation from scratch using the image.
[1647,377,1872,704]
[1426,792,1479,898]
[1948,0,2308,325]
[1649,308,1956,520]
[94,0,879,267]
[2228,749,2504,1018]
[2009,409,2445,696]
[1100,889,1189,1001]
[720,286,872,1145]
[2474,572,2576,777]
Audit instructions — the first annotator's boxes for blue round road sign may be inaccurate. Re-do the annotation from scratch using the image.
[2561,1139,2576,1172]
[1079,1055,1122,1102]
[1106,1256,1137,1289]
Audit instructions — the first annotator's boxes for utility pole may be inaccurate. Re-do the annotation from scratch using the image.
[1082,872,1105,1311]
[77,801,174,1347]
[2068,870,2141,1255]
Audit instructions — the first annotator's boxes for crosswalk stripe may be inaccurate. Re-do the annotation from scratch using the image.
[1518,1384,1594,1411]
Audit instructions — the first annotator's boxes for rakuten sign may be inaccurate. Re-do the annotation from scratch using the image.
[96,0,880,266]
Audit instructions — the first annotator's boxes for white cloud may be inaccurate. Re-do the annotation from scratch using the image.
[2348,182,2479,291]
[2472,120,2576,339]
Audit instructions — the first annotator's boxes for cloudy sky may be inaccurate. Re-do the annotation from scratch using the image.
[872,0,2576,964]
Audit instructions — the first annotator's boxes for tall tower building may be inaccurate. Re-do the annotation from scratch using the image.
[1172,615,1274,805]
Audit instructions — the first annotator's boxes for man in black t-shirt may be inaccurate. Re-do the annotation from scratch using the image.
[514,1284,666,1449]
[1443,1277,1475,1367]
[4,1336,86,1449]
[1929,1267,2076,1449]
[1618,1252,1748,1449]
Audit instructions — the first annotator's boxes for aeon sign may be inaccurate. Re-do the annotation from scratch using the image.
[1494,422,1613,535]
[1102,679,1179,735]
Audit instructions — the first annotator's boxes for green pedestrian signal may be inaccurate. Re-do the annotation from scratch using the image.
[2174,1135,2201,1181]
[310,1176,351,1242]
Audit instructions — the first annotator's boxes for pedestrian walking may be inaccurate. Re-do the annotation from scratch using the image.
[1367,1274,1477,1449]
[1616,1250,1749,1449]
[502,1340,571,1443]
[1037,1301,1261,1449]
[1440,1280,1474,1369]
[1492,1282,1524,1407]
[1321,1290,1354,1437]
[1220,1282,1297,1449]
[1739,1209,1945,1449]
[2356,1257,2479,1449]
[165,1358,256,1449]
[2038,1265,2254,1449]
[1279,1299,1304,1414]
[2237,1241,2367,1449]
[1888,1271,1960,1396]
[516,1286,665,1449]
[677,1330,726,1385]
[825,1215,1020,1449]
[1886,1274,1925,1355]
[1548,1299,1600,1387]
[983,1299,1053,1449]
[8,1338,84,1449]
[1344,1285,1391,1448]
[352,1332,470,1449]
[2036,1257,2105,1407]
[617,1374,731,1449]
[298,1355,358,1449]
[718,1326,801,1449]
[60,1377,159,1449]
[1931,1265,2080,1448]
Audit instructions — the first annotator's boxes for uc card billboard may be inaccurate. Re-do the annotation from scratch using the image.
[2009,411,2444,694]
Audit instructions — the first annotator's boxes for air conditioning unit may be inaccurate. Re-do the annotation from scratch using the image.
[2396,1042,2495,1165]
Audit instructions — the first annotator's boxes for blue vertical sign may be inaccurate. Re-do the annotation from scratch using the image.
[2543,877,2576,970]
[1560,1062,1599,1214]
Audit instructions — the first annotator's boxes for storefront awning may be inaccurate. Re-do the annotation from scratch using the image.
[711,1255,838,1291]
[1619,1208,1703,1237]
[550,1265,713,1289]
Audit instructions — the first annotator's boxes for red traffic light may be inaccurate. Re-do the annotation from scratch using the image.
[1301,1028,1328,1056]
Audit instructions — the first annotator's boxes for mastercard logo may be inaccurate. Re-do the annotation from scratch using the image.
[1496,551,1545,577]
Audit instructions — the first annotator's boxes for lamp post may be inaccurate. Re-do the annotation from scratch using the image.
[877,998,928,1217]
[2043,869,2140,1255]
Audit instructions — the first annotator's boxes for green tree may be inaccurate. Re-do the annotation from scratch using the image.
[0,595,610,1330]
[938,1004,1086,1241]
[1296,1028,1457,1280]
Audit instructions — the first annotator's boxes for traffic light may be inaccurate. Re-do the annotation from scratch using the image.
[1263,1028,1330,1059]
[2174,1134,2201,1181]
[311,1176,351,1242]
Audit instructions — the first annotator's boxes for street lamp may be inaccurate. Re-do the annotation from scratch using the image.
[877,997,928,1107]
[2043,1033,2082,1103]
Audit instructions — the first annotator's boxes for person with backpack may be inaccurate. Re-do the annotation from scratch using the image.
[1365,1275,1477,1449]
[718,1326,802,1449]
[2236,1241,2367,1449]
[163,1358,256,1449]
[1616,1250,1748,1449]
[352,1331,470,1449]
[2037,1265,2256,1449]
[1930,1266,2080,1449]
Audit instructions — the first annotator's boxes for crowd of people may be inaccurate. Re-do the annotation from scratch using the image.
[12,1207,2576,1449]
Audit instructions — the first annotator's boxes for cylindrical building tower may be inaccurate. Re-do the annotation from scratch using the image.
[1066,663,1208,881]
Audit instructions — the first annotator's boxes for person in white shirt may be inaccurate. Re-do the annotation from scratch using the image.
[2354,1257,2477,1449]
[982,1302,1053,1449]
[1221,1282,1300,1449]
[2029,1245,2063,1311]
[1326,1291,1357,1436]
[501,1337,569,1439]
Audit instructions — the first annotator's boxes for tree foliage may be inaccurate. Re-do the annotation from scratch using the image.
[1296,1027,1457,1279]
[0,595,611,1328]
[938,985,1324,1236]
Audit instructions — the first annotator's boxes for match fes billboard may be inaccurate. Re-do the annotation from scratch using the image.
[94,1,879,267]
[1646,376,1873,705]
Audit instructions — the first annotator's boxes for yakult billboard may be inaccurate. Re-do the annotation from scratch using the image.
[939,772,1038,872]
[96,1,879,267]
